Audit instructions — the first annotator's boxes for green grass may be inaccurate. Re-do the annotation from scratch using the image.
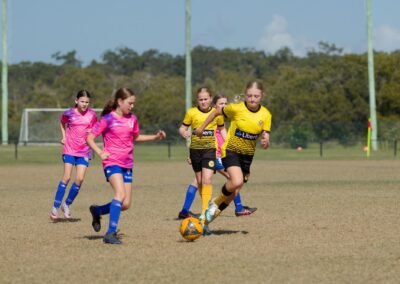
[0,142,398,165]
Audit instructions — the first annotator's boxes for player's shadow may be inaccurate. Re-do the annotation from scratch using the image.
[50,218,81,223]
[82,233,126,241]
[211,230,249,235]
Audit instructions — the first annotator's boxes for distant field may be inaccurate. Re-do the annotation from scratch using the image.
[1,160,400,283]
[0,142,398,165]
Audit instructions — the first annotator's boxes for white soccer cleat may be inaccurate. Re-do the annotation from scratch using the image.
[205,200,220,224]
[61,203,71,219]
[50,207,58,220]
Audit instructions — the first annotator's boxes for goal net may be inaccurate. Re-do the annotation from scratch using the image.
[19,108,102,144]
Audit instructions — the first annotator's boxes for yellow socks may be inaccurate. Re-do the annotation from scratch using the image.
[201,184,212,215]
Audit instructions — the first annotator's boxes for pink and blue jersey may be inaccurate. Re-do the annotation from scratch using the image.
[61,108,97,158]
[91,111,140,169]
[215,128,224,158]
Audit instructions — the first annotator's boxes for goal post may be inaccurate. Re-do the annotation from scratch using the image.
[19,108,102,145]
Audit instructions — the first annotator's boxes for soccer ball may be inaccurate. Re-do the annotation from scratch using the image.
[179,217,203,241]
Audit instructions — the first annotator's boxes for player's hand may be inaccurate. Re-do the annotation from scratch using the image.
[186,157,192,165]
[181,131,191,139]
[195,128,204,138]
[261,132,270,149]
[60,138,65,145]
[99,151,110,160]
[156,130,167,140]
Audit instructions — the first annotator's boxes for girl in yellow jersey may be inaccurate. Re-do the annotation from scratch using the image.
[179,87,225,234]
[195,81,271,225]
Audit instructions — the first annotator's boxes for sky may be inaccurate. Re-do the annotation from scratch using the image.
[1,0,400,65]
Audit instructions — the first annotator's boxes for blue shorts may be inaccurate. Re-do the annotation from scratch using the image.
[63,154,89,167]
[104,165,133,183]
[215,157,224,171]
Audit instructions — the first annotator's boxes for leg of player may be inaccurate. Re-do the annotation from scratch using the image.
[102,173,125,245]
[50,163,73,220]
[200,168,214,235]
[205,166,243,224]
[63,164,87,218]
[178,179,198,219]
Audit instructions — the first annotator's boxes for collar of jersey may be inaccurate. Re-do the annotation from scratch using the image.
[197,106,212,113]
[245,102,261,113]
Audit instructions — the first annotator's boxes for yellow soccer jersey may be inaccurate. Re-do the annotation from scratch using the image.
[221,102,272,156]
[182,106,224,149]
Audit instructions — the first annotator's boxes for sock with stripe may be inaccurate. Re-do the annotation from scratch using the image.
[181,184,198,214]
[107,199,122,234]
[234,193,243,212]
[53,181,67,209]
[65,183,80,206]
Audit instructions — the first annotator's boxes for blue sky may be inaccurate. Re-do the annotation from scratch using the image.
[1,0,400,64]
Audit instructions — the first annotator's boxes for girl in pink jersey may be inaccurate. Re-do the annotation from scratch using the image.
[50,90,98,220]
[86,87,166,245]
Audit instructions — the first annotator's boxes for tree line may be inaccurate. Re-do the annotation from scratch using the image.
[2,42,400,146]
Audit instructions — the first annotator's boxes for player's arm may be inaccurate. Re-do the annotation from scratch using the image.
[86,133,109,160]
[134,130,166,142]
[260,131,270,149]
[60,122,66,145]
[179,124,191,139]
[195,108,222,137]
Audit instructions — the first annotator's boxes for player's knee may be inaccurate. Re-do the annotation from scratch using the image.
[74,178,84,186]
[62,176,71,184]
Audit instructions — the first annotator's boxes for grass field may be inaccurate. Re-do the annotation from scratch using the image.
[1,150,400,283]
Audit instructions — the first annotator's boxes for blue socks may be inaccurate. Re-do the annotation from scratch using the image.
[181,184,198,213]
[107,199,122,234]
[234,193,243,212]
[94,202,111,216]
[65,183,80,206]
[53,181,67,208]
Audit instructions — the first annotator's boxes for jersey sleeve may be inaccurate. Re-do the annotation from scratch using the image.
[222,104,235,119]
[133,116,140,137]
[60,111,69,124]
[89,111,98,128]
[182,109,192,126]
[216,114,224,127]
[263,110,272,132]
[91,117,108,138]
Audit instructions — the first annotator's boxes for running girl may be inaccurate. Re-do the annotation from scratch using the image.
[50,90,98,220]
[86,87,166,245]
[195,81,271,225]
[178,87,225,235]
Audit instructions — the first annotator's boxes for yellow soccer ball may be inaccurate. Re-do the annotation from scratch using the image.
[179,217,203,241]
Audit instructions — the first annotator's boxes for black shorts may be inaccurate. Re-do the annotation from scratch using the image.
[222,150,254,183]
[189,148,216,173]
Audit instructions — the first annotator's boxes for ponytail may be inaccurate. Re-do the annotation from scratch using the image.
[101,100,117,116]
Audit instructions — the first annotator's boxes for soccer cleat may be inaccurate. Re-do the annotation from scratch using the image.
[202,224,212,236]
[235,206,257,217]
[103,232,122,245]
[50,207,58,220]
[178,210,195,220]
[205,200,221,224]
[61,203,71,219]
[89,205,101,232]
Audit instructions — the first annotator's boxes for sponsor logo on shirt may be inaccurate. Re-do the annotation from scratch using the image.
[192,129,214,136]
[235,129,259,140]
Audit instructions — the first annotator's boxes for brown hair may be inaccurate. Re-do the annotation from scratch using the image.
[245,80,264,93]
[74,89,91,107]
[196,87,212,98]
[101,87,135,116]
[212,94,228,106]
